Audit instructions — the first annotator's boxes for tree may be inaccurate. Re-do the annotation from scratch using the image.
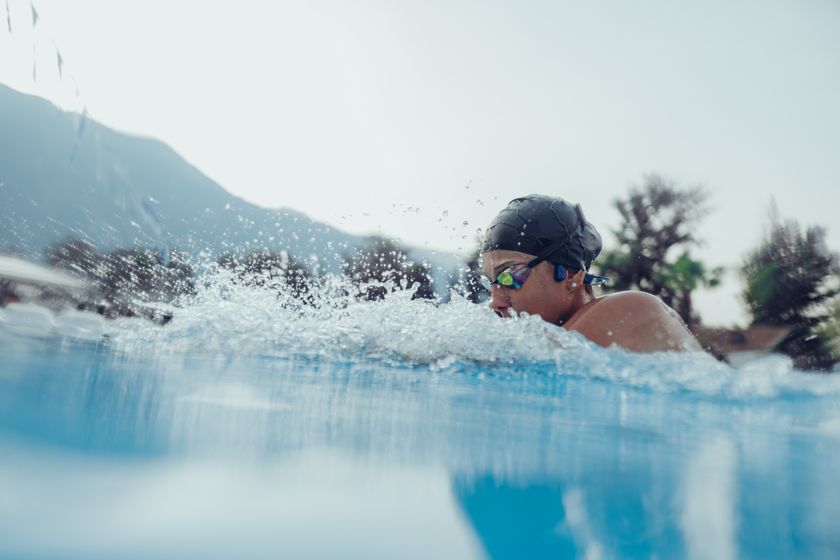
[107,248,195,304]
[816,297,840,363]
[596,175,722,324]
[741,210,840,371]
[217,250,314,305]
[344,236,434,301]
[46,238,195,323]
[46,238,104,278]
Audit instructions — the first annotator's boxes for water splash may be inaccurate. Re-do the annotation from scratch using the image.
[100,270,840,398]
[106,266,575,365]
[55,46,62,78]
[28,1,36,81]
[3,266,839,400]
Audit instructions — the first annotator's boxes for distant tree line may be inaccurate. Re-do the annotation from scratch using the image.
[45,239,195,324]
[25,235,438,323]
[342,236,435,301]
[216,249,316,308]
[216,236,436,303]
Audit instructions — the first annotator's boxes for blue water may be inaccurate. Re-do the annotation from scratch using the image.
[1,283,840,559]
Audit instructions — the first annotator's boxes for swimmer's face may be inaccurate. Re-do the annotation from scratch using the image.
[481,249,583,325]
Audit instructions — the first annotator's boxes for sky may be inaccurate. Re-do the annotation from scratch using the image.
[2,0,839,326]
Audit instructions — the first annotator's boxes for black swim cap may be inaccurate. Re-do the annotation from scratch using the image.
[481,194,602,271]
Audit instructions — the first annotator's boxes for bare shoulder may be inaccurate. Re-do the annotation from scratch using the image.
[564,291,701,353]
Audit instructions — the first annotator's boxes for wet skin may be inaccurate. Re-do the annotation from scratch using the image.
[482,250,701,353]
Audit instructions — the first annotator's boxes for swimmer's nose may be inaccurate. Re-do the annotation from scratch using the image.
[489,285,511,318]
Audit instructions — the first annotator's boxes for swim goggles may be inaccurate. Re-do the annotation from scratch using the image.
[481,261,609,290]
[481,263,532,290]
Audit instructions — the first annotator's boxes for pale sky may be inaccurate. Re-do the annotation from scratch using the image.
[3,0,839,325]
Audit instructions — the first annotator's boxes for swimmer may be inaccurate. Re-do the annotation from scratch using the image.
[481,195,701,352]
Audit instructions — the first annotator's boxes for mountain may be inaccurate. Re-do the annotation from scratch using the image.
[0,83,458,277]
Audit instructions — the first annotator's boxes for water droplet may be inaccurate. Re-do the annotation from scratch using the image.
[462,220,469,226]
[442,210,449,217]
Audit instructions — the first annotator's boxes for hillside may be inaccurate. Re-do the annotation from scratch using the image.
[0,83,455,276]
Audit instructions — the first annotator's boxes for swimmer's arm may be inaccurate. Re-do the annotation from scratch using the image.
[565,291,701,353]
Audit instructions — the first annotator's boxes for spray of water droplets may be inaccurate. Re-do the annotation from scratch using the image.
[3,265,840,399]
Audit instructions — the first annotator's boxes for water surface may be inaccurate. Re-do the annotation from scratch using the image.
[1,283,839,559]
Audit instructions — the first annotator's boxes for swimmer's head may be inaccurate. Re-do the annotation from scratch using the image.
[481,194,602,271]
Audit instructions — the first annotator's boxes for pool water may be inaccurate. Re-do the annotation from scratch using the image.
[1,279,839,559]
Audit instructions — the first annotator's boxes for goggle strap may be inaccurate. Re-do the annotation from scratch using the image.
[556,264,608,286]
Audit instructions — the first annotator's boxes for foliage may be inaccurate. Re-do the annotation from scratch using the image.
[741,213,840,370]
[343,236,434,301]
[816,297,840,362]
[652,253,722,324]
[46,239,195,323]
[596,175,722,324]
[217,250,314,306]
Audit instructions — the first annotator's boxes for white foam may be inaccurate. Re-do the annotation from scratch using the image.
[108,268,584,365]
[7,267,837,400]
